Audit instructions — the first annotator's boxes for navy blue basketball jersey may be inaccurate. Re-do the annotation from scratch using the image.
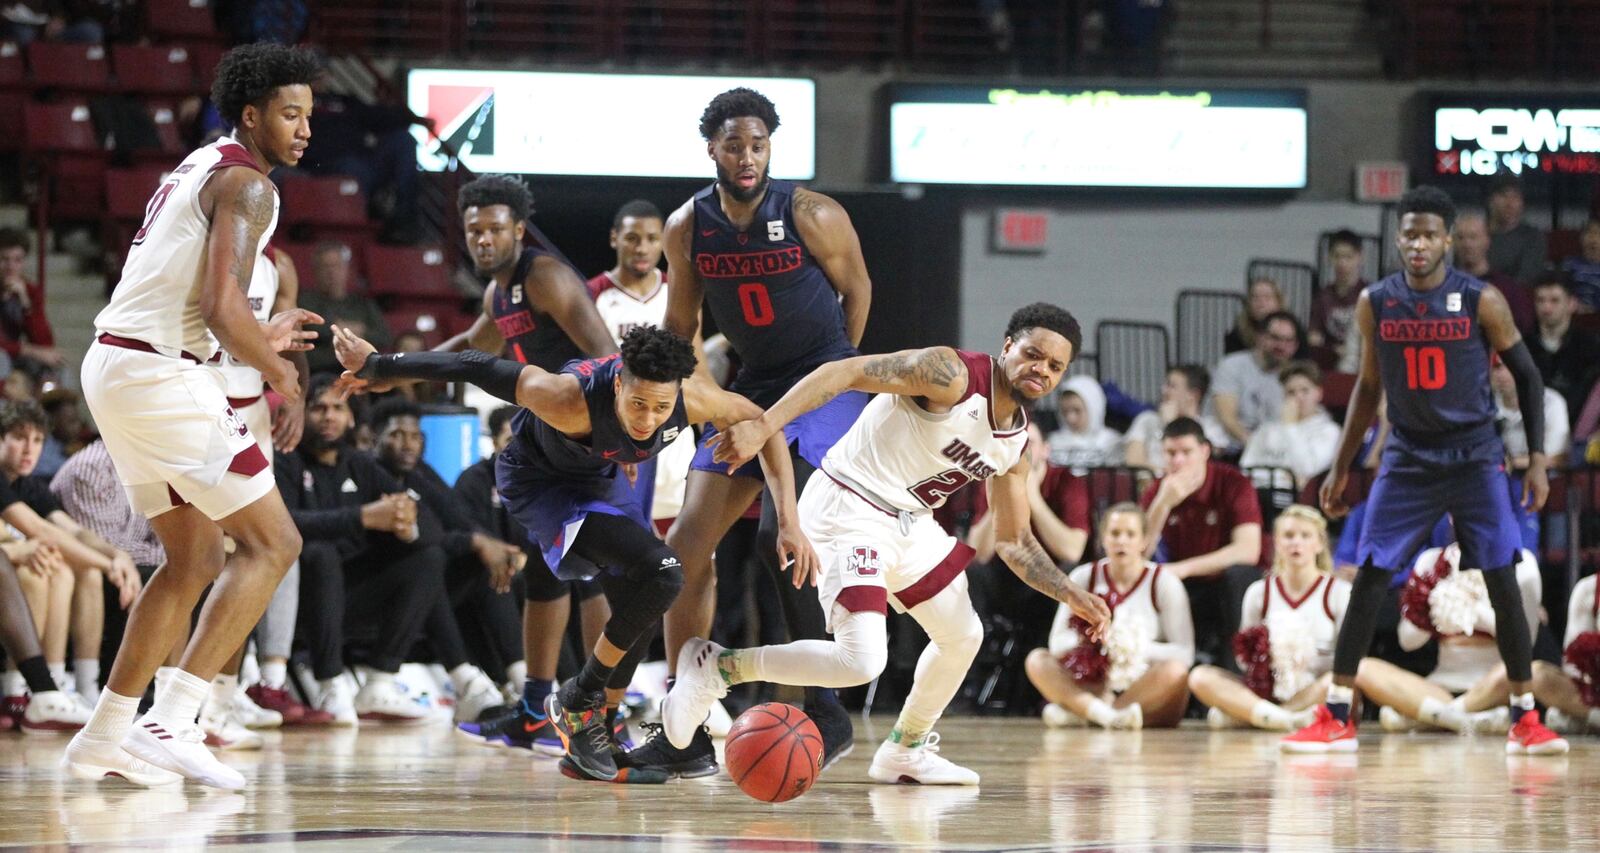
[690,180,856,394]
[1370,268,1498,448]
[506,354,690,483]
[489,247,584,372]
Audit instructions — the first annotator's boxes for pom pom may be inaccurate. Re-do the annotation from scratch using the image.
[1429,569,1488,637]
[1565,631,1600,708]
[1233,625,1274,700]
[1401,547,1454,636]
[1266,611,1316,702]
[1058,616,1107,683]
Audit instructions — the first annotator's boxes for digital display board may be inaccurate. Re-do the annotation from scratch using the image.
[406,69,816,179]
[887,84,1307,189]
[1429,94,1600,180]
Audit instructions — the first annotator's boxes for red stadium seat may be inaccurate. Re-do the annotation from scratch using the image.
[276,237,373,289]
[105,167,171,220]
[143,100,185,160]
[23,101,101,153]
[112,45,197,95]
[1321,371,1356,413]
[280,176,368,228]
[26,42,110,92]
[366,245,456,300]
[384,306,467,349]
[0,41,23,90]
[144,0,221,40]
[189,42,226,91]
[0,92,23,152]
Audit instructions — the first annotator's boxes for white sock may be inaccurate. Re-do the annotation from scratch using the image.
[48,662,67,689]
[1,669,24,696]
[1325,683,1353,707]
[84,690,140,738]
[74,659,100,697]
[1418,697,1462,731]
[448,663,478,692]
[1250,700,1295,730]
[260,661,287,690]
[147,669,208,727]
[1510,691,1535,713]
[205,673,239,718]
[505,660,527,688]
[1084,697,1118,728]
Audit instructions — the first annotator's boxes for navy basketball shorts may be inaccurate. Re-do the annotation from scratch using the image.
[692,389,870,479]
[1357,445,1522,573]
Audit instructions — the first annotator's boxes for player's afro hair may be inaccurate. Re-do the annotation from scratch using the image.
[457,174,534,222]
[211,43,321,126]
[699,88,780,141]
[369,397,422,434]
[620,326,697,384]
[1399,185,1458,230]
[1004,302,1082,361]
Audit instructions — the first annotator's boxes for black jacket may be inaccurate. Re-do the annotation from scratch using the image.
[275,445,432,558]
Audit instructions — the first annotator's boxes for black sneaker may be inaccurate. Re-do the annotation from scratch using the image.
[807,698,855,770]
[559,755,670,784]
[455,700,565,756]
[622,722,718,779]
[546,688,617,781]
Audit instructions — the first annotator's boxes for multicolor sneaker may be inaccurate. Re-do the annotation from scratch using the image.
[455,702,564,756]
[621,723,719,780]
[558,755,669,784]
[546,688,616,782]
[1280,705,1358,754]
[1506,710,1570,756]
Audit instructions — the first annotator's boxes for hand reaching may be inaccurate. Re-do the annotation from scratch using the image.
[775,519,820,589]
[263,308,323,353]
[707,419,770,469]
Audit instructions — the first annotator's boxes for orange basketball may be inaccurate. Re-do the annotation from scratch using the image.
[723,703,824,803]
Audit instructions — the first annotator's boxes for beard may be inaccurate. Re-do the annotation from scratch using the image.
[716,163,770,204]
[302,426,347,455]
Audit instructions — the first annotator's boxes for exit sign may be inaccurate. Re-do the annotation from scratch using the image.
[1355,162,1408,202]
[992,209,1049,253]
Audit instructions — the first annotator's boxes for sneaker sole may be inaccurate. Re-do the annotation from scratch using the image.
[356,712,428,724]
[61,755,182,787]
[867,767,979,786]
[821,741,854,772]
[1280,739,1359,754]
[20,721,85,735]
[122,728,247,791]
[1507,740,1570,756]
[545,695,619,782]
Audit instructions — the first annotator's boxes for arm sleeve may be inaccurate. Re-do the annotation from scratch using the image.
[1499,340,1545,454]
[1147,570,1196,667]
[361,350,524,404]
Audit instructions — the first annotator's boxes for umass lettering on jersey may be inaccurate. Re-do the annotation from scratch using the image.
[941,437,997,481]
[489,247,584,372]
[690,179,855,390]
[1368,268,1498,448]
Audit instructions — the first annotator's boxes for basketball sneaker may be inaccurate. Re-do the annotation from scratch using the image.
[546,686,617,782]
[1047,703,1089,729]
[868,733,979,785]
[806,697,856,770]
[623,723,719,779]
[314,678,358,727]
[1204,707,1241,730]
[1280,706,1358,753]
[662,638,728,748]
[455,701,564,756]
[246,683,333,727]
[199,710,263,752]
[123,718,247,790]
[354,674,427,724]
[1506,710,1569,756]
[20,690,90,734]
[452,672,505,724]
[61,731,182,787]
[227,688,282,730]
[1378,705,1418,733]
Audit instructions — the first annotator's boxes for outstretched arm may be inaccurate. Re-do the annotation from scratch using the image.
[710,346,969,467]
[990,456,1110,639]
[793,188,871,347]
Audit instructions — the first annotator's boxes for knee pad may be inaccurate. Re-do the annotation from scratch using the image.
[522,563,570,603]
[572,577,604,601]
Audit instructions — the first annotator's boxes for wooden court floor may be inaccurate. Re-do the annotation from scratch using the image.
[2,717,1597,851]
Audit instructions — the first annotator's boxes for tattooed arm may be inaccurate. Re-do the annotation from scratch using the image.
[990,456,1111,639]
[708,346,968,467]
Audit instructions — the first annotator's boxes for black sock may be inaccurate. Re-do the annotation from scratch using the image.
[576,657,614,696]
[18,655,54,695]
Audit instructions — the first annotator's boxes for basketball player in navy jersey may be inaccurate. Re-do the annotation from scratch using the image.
[431,175,624,756]
[1282,186,1567,755]
[649,88,872,774]
[331,324,813,783]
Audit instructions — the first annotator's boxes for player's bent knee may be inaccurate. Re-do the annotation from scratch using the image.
[1025,647,1057,679]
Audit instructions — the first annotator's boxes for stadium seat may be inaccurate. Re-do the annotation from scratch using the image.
[23,101,101,153]
[112,45,198,96]
[0,41,23,90]
[1321,371,1356,414]
[26,42,110,92]
[366,245,457,300]
[142,100,185,161]
[189,42,226,91]
[280,176,368,228]
[144,0,222,41]
[105,167,170,220]
[1095,321,1170,407]
[0,92,23,153]
[1175,290,1246,371]
[384,306,469,349]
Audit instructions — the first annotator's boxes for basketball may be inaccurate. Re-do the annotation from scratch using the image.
[723,703,824,803]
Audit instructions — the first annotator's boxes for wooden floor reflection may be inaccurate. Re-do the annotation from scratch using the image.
[2,717,1597,850]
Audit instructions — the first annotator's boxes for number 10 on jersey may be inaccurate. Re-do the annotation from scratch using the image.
[1402,345,1446,390]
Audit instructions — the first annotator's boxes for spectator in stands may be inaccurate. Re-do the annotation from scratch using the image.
[274,375,442,725]
[0,2,105,45]
[1527,272,1600,429]
[1240,361,1341,490]
[302,241,391,376]
[1224,278,1286,354]
[1560,218,1600,311]
[1046,375,1123,471]
[970,424,1091,569]
[369,398,521,722]
[33,388,87,479]
[1125,365,1229,473]
[300,88,431,244]
[1454,212,1534,331]
[0,228,63,382]
[1140,417,1263,669]
[1211,310,1299,451]
[1493,353,1570,470]
[1309,230,1366,373]
[1486,174,1548,285]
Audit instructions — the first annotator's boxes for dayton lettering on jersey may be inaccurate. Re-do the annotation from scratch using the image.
[495,312,537,339]
[1378,317,1472,343]
[941,437,997,480]
[694,246,803,279]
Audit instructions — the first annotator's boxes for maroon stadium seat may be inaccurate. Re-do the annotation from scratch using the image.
[105,167,171,220]
[0,92,23,153]
[142,100,185,161]
[0,42,23,90]
[26,42,110,92]
[280,176,368,228]
[366,245,456,300]
[112,45,197,96]
[384,306,468,349]
[144,0,221,41]
[189,42,226,91]
[23,101,101,153]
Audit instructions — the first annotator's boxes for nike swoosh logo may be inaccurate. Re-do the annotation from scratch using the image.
[523,720,545,733]
[602,450,621,459]
[700,229,717,237]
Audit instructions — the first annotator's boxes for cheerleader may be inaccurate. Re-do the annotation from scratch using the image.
[1529,572,1600,733]
[1025,503,1193,730]
[1189,505,1350,730]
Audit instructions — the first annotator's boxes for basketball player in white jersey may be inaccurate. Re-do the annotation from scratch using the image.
[1187,505,1349,731]
[1027,503,1194,731]
[64,43,322,789]
[664,303,1112,784]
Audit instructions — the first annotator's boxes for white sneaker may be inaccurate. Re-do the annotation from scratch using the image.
[868,733,979,785]
[453,671,504,724]
[1206,707,1242,730]
[61,731,182,787]
[1463,706,1512,736]
[1109,704,1143,731]
[1379,705,1418,732]
[1545,708,1578,734]
[229,688,282,730]
[316,677,358,727]
[122,718,247,790]
[661,637,728,749]
[1042,703,1085,729]
[200,710,263,751]
[705,697,734,738]
[20,690,90,734]
[354,676,428,723]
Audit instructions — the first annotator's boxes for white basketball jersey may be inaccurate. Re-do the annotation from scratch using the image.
[821,351,1027,515]
[1070,559,1168,640]
[589,270,668,344]
[96,139,279,360]
[215,247,280,398]
[1241,575,1350,677]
